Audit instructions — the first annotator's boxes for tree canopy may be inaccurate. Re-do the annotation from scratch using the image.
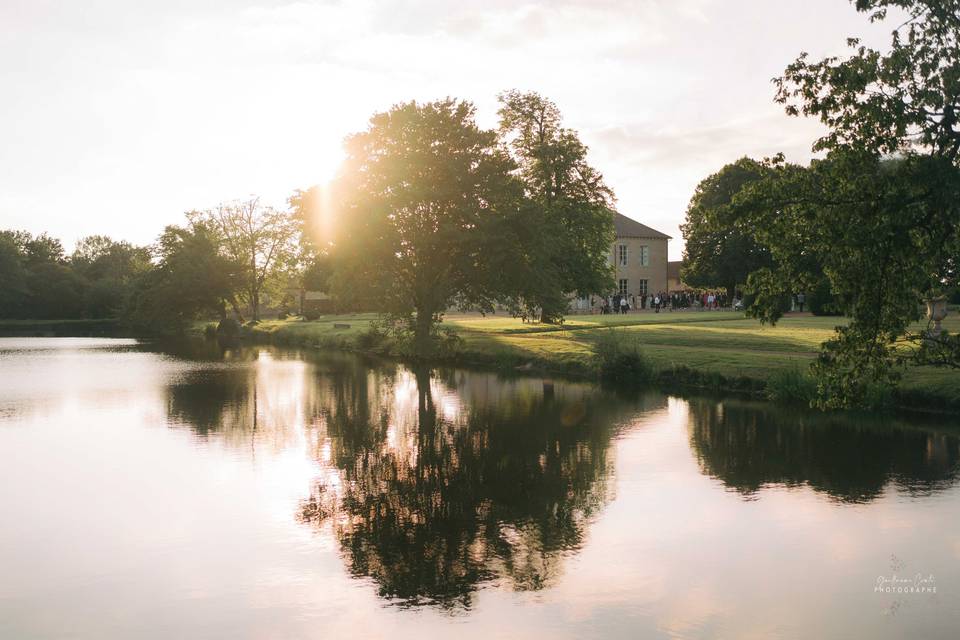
[125,223,242,334]
[0,230,148,320]
[726,0,960,407]
[680,157,773,298]
[188,198,299,322]
[496,91,615,321]
[328,99,523,349]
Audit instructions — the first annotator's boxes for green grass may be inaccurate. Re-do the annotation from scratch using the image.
[198,311,960,410]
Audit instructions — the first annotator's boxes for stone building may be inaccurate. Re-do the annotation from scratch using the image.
[568,212,671,312]
[609,212,671,299]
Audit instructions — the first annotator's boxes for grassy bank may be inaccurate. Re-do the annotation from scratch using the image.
[198,311,960,411]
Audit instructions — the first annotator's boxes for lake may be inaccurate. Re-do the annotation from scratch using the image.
[0,337,958,639]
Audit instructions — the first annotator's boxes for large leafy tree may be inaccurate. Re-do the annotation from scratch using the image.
[124,223,242,334]
[71,235,151,318]
[496,91,615,321]
[188,197,298,322]
[734,0,960,407]
[680,157,774,298]
[330,99,523,350]
[0,233,28,317]
[0,230,86,319]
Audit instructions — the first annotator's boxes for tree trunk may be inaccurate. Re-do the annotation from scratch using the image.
[251,248,259,322]
[229,296,245,324]
[414,306,434,355]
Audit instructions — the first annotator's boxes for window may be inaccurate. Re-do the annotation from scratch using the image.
[618,244,628,266]
[618,279,628,295]
[638,245,650,267]
[638,279,648,296]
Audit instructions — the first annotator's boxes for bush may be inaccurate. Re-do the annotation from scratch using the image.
[356,320,388,350]
[591,329,654,386]
[808,280,842,316]
[766,366,817,404]
[217,317,242,339]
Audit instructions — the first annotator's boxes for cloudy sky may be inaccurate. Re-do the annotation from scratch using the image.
[1,0,897,258]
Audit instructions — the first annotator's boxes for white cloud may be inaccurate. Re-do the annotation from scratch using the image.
[0,0,900,256]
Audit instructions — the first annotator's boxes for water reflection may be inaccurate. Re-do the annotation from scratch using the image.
[687,398,960,503]
[3,338,960,638]
[296,365,655,608]
[155,342,960,610]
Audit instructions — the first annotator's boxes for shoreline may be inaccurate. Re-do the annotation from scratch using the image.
[196,314,960,415]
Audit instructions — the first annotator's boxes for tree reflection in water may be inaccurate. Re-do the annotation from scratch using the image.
[687,398,960,503]
[160,343,960,610]
[297,365,652,610]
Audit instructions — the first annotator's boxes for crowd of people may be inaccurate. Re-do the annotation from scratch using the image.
[597,290,741,314]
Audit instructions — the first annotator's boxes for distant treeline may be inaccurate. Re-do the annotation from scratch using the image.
[0,91,621,338]
[1,196,304,333]
[0,231,150,320]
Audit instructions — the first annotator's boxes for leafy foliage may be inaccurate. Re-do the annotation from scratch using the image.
[0,230,148,319]
[124,223,242,334]
[680,157,773,297]
[591,329,654,386]
[716,0,960,408]
[496,91,615,322]
[188,197,299,322]
[328,98,525,351]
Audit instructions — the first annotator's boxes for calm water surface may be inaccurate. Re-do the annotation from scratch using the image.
[1,337,958,639]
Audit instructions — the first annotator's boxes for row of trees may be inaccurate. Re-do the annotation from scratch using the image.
[0,199,299,331]
[2,91,617,345]
[681,0,960,407]
[0,231,150,319]
[318,92,615,349]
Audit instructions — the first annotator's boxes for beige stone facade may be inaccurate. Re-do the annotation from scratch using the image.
[609,213,670,299]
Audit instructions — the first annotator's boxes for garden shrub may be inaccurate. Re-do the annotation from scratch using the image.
[591,329,654,386]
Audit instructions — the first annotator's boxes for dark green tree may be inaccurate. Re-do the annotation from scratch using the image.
[737,152,960,406]
[71,235,151,318]
[0,233,28,317]
[680,157,774,298]
[0,231,86,319]
[731,0,960,407]
[124,223,242,334]
[188,197,299,322]
[496,91,615,322]
[329,99,524,350]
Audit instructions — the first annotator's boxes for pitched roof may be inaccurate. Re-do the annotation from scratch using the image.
[613,212,671,239]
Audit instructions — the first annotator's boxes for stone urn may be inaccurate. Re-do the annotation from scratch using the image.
[926,296,948,337]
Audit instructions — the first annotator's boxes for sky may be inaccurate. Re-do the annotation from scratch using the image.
[0,0,899,259]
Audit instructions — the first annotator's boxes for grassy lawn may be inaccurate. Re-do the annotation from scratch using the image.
[213,310,960,408]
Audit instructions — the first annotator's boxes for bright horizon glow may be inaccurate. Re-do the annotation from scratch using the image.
[0,0,899,258]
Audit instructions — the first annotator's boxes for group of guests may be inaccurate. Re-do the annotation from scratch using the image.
[597,290,741,314]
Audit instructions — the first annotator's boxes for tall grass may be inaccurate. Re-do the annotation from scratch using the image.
[765,366,818,405]
[591,329,654,386]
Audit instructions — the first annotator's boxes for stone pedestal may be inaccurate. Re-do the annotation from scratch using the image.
[926,296,948,337]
